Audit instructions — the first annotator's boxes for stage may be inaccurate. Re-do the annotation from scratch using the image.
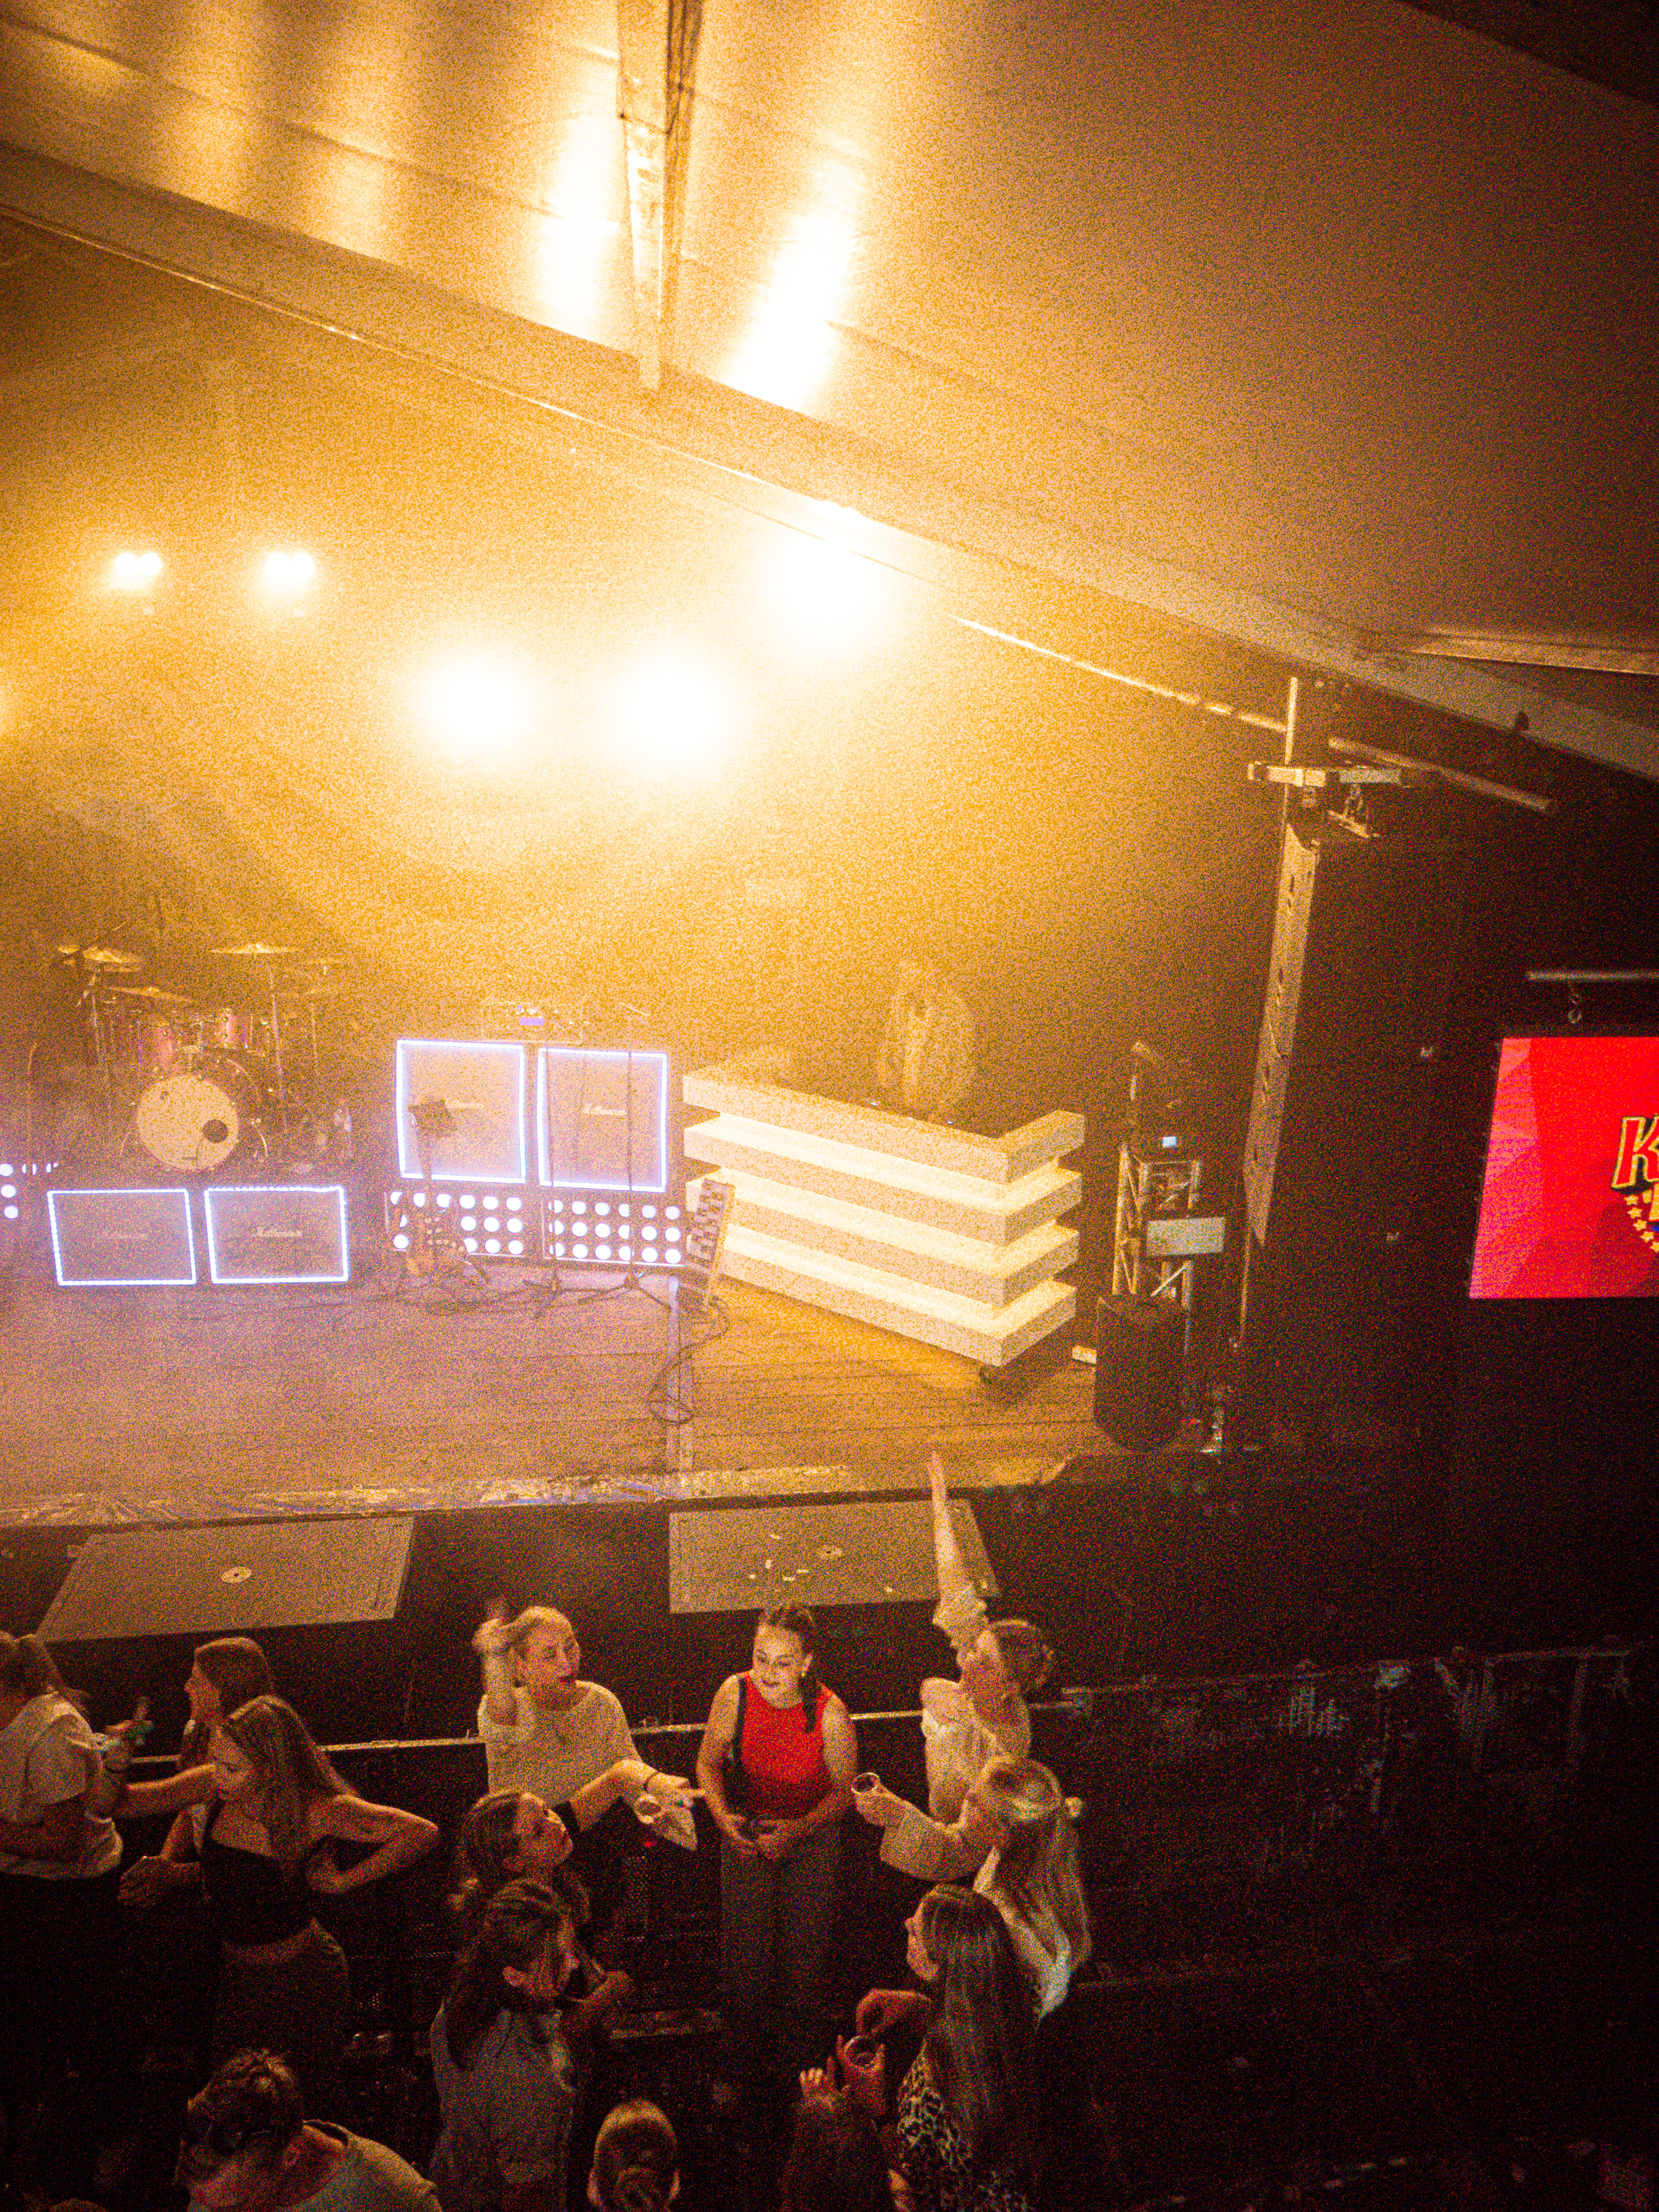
[7,1266,1102,1526]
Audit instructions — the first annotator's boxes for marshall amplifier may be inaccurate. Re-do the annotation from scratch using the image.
[48,1187,196,1287]
[538,1046,673,1192]
[394,1038,527,1184]
[204,1184,350,1285]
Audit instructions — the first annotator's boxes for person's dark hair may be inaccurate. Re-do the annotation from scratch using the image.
[452,1788,590,1940]
[0,1633,82,1711]
[176,2050,303,2186]
[591,2098,678,2212]
[444,1878,574,2071]
[757,1603,820,1714]
[181,1637,275,1768]
[781,2091,892,2212]
[918,1885,1038,2175]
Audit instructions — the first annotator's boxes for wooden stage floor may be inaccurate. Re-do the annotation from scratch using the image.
[4,1271,1107,1526]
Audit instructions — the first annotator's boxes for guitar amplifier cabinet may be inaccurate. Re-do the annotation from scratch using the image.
[48,1187,196,1287]
[204,1185,350,1285]
[538,1047,672,1192]
[394,1039,527,1184]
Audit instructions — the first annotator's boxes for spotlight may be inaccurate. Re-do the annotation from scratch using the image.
[109,549,163,591]
[261,549,316,609]
[612,656,730,777]
[418,657,532,765]
[765,532,883,645]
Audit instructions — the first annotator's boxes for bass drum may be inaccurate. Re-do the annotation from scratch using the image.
[133,1054,264,1173]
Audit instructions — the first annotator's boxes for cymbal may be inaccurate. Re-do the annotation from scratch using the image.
[211,942,297,960]
[56,943,144,972]
[112,983,196,1006]
[294,977,348,998]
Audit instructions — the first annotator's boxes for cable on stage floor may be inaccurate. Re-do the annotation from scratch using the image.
[647,1293,728,1428]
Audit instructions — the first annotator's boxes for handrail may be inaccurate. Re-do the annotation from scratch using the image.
[106,1638,1649,1777]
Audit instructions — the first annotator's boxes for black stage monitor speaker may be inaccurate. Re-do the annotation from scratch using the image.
[538,1047,673,1192]
[48,1186,196,1287]
[1243,820,1466,1251]
[204,1184,349,1285]
[35,1518,418,1748]
[37,1517,416,1641]
[395,1038,527,1184]
[1094,1295,1185,1451]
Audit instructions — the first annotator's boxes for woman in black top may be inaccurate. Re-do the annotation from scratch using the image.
[99,1694,437,2109]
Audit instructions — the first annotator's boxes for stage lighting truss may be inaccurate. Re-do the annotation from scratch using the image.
[543,1194,685,1271]
[383,1185,539,1263]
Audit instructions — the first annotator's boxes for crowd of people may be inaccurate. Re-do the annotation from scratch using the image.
[0,1455,1092,2212]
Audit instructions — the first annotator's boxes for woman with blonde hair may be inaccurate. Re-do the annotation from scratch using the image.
[97,1691,439,2109]
[587,2097,680,2212]
[920,1455,1055,1822]
[472,1603,639,1803]
[854,1756,1088,2016]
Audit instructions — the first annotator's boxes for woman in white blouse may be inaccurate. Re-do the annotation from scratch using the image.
[472,1605,639,1804]
[921,1456,1055,1822]
[853,1756,1089,2018]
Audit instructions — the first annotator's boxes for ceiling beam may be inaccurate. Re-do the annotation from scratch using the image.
[3,143,1658,787]
[615,0,697,393]
[1364,626,1659,678]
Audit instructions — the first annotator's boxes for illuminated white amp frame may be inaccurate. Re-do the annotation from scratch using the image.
[537,1047,670,1192]
[48,1187,196,1288]
[394,1039,527,1184]
[204,1185,350,1285]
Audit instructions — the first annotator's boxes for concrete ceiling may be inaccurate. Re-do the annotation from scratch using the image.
[3,0,1658,778]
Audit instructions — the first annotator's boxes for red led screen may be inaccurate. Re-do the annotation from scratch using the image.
[1469,1035,1659,1298]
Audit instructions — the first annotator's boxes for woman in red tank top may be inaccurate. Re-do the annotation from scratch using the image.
[697,1604,858,2110]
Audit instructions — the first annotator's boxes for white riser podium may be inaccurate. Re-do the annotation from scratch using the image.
[684,1066,1083,1367]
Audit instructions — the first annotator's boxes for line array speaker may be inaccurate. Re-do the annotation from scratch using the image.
[1242,820,1466,1252]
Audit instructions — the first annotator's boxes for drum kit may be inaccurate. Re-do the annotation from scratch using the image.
[53,940,353,1177]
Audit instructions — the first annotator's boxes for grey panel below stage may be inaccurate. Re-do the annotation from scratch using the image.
[667,1497,992,1616]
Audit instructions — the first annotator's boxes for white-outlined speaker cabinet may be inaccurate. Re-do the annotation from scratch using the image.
[48,1187,196,1287]
[394,1039,527,1184]
[538,1047,672,1192]
[204,1185,350,1285]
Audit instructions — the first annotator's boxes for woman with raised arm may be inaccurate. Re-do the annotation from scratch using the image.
[472,1605,639,1803]
[696,1603,858,2106]
[117,1635,275,1911]
[429,1878,582,2212]
[0,1633,124,2174]
[854,1757,1089,2017]
[830,1885,1038,2212]
[96,1692,439,2109]
[921,1455,1054,1823]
